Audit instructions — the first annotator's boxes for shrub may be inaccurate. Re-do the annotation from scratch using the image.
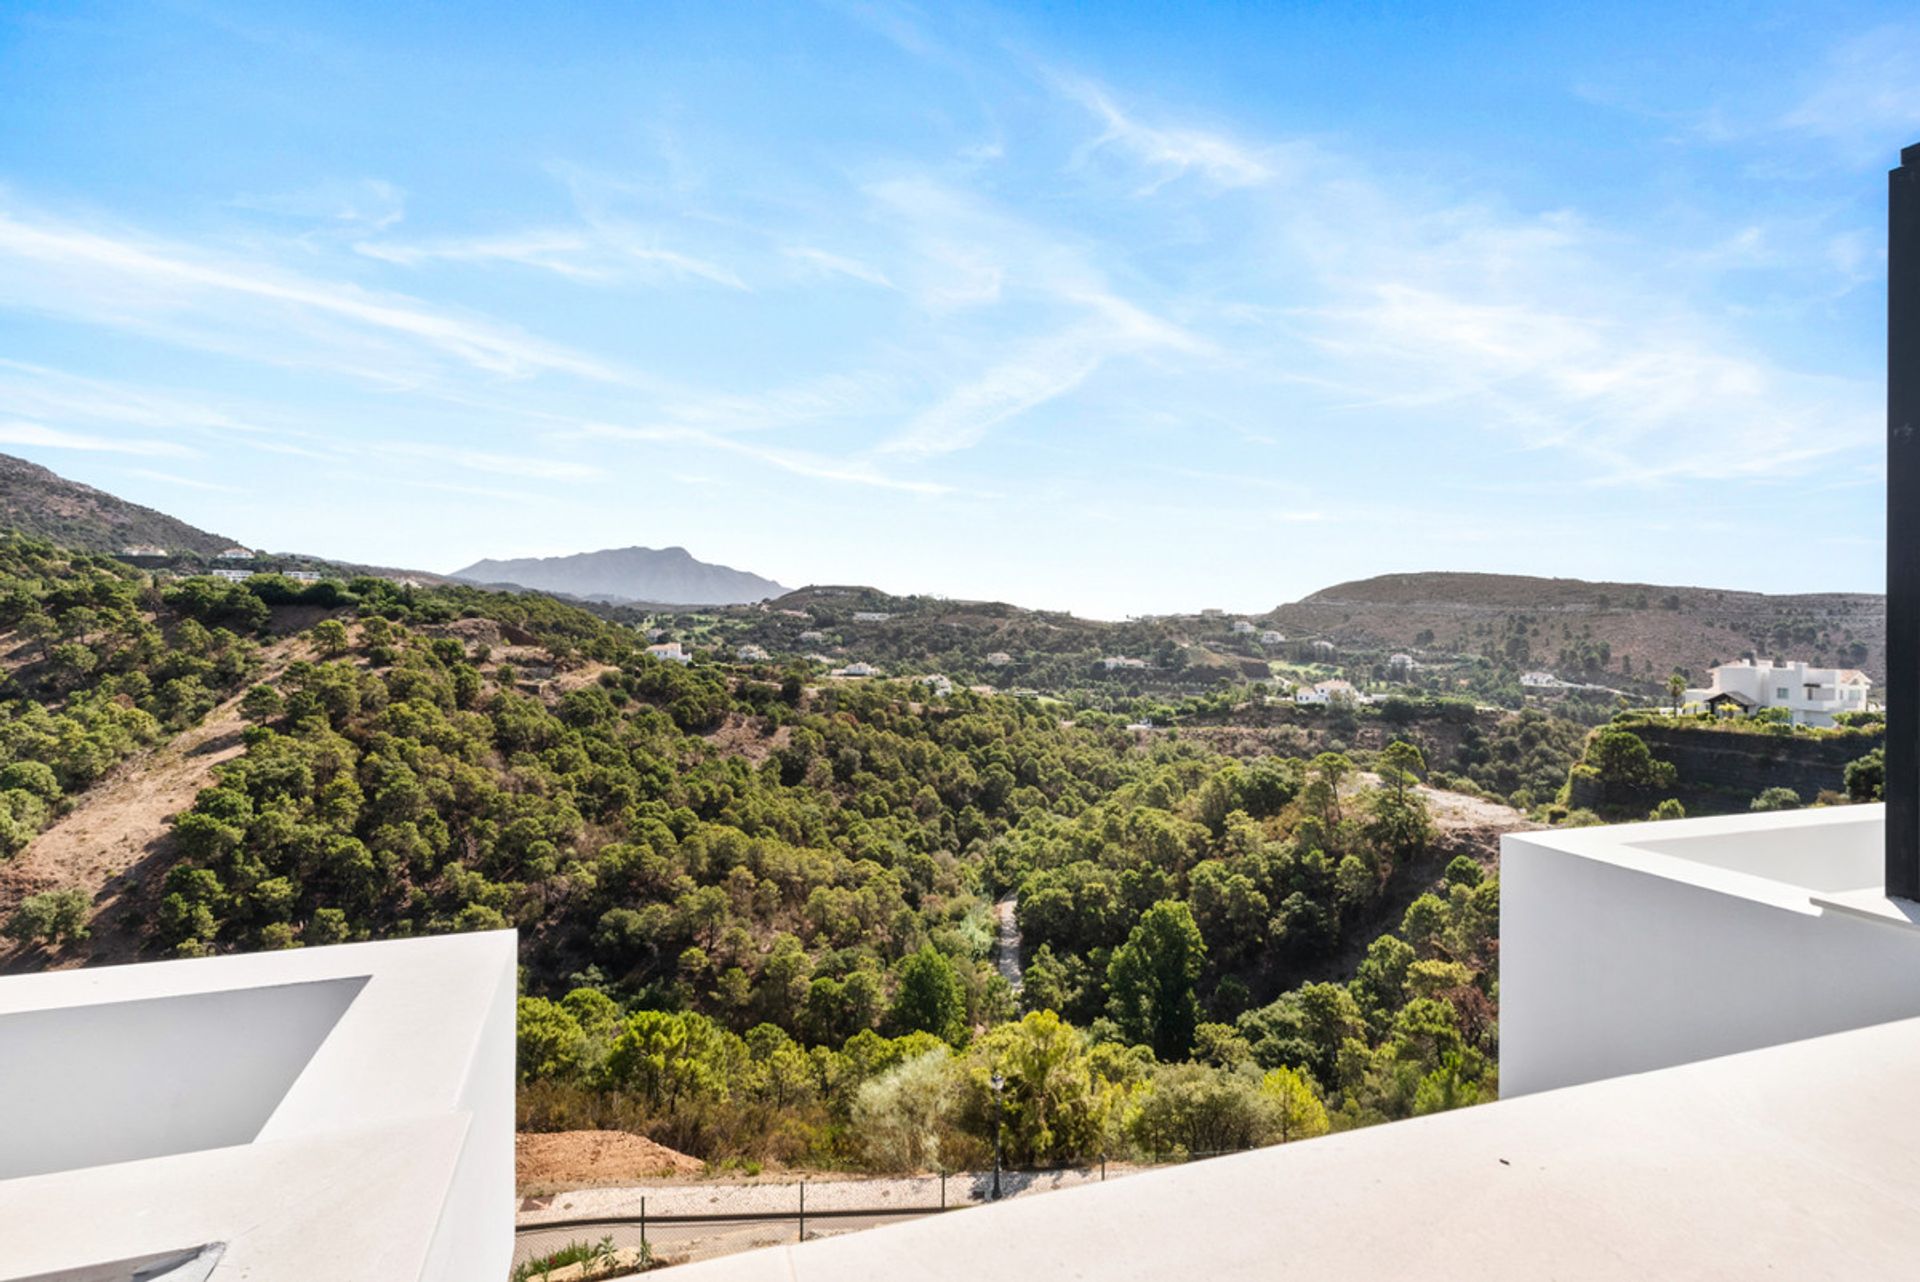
[1751,787,1802,813]
[4,888,91,948]
[853,1047,961,1172]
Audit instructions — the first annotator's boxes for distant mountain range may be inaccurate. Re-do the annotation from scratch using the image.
[451,546,788,606]
[0,452,240,555]
[0,452,1879,682]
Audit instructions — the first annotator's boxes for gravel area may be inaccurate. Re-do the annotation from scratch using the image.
[517,1164,1132,1224]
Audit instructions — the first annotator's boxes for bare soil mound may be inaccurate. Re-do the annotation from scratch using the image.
[518,1131,705,1191]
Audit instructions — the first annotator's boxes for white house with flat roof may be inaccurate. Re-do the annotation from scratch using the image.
[647,641,692,665]
[1682,658,1872,726]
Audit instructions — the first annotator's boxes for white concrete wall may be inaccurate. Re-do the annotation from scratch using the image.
[1502,808,1920,1096]
[0,975,365,1180]
[419,939,518,1282]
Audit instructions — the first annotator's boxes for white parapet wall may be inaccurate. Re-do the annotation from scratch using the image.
[0,930,516,1282]
[1501,804,1920,1096]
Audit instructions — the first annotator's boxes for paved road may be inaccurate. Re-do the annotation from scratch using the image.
[994,896,1022,992]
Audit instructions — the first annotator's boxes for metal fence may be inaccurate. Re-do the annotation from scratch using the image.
[513,1151,1256,1273]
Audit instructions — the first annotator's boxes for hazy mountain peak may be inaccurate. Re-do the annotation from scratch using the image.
[451,545,787,605]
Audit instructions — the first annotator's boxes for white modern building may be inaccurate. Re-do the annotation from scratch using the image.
[1100,656,1149,671]
[215,547,253,561]
[1258,630,1285,646]
[1230,620,1255,634]
[210,568,252,583]
[851,611,892,623]
[1682,658,1872,726]
[0,931,516,1281]
[647,641,692,665]
[737,644,771,661]
[833,661,878,677]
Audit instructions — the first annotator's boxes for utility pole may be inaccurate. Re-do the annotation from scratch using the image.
[990,1072,1005,1201]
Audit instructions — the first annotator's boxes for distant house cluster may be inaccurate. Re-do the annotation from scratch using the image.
[1681,660,1873,728]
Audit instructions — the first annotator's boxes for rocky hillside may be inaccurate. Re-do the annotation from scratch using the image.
[1265,572,1884,688]
[453,545,787,605]
[0,452,239,555]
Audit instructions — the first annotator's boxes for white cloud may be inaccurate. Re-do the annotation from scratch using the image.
[372,441,604,482]
[0,206,619,383]
[1054,74,1277,192]
[782,245,894,288]
[577,422,951,495]
[0,420,191,456]
[231,178,406,231]
[1782,26,1920,162]
[126,468,239,492]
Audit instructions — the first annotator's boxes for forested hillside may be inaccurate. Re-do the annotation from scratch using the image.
[0,453,240,555]
[0,535,1498,1172]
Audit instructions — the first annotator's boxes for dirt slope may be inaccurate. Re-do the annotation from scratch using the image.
[0,635,310,972]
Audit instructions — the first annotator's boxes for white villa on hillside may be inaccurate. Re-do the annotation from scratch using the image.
[1295,678,1358,705]
[736,644,770,662]
[118,543,167,558]
[1258,630,1285,645]
[1682,659,1872,727]
[216,547,253,560]
[832,661,878,678]
[1101,656,1149,671]
[920,674,954,697]
[211,568,252,583]
[851,611,892,623]
[1231,620,1255,634]
[647,642,692,665]
[986,651,1013,666]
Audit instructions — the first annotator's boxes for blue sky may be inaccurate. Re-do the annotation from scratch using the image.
[0,1,1914,617]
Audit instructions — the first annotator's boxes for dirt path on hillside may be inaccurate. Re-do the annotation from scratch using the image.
[0,635,310,972]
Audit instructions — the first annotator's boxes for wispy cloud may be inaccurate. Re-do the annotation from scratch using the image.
[126,468,238,492]
[576,422,951,494]
[1781,25,1920,163]
[231,178,407,231]
[0,420,191,456]
[356,229,749,289]
[782,245,894,288]
[372,441,605,482]
[0,205,620,383]
[1053,73,1278,192]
